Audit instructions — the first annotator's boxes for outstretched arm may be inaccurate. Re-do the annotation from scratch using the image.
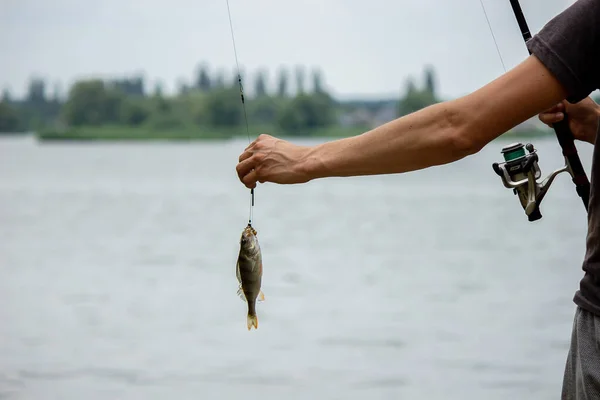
[236,55,568,189]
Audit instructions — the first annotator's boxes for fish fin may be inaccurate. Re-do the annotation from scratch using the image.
[247,313,258,330]
[235,261,245,302]
[237,286,247,302]
[257,290,265,302]
[235,261,242,284]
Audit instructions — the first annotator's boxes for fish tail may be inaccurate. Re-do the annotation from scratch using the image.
[247,300,258,330]
[247,312,258,330]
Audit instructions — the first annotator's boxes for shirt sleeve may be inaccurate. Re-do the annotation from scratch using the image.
[526,0,600,103]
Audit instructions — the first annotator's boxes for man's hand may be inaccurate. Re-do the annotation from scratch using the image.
[236,134,317,189]
[538,97,599,145]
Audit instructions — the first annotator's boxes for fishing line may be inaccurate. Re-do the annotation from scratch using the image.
[479,0,507,73]
[225,0,255,226]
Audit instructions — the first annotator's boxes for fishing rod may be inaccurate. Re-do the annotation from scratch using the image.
[488,0,591,222]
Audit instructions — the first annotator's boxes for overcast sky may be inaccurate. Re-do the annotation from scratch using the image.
[1,0,575,100]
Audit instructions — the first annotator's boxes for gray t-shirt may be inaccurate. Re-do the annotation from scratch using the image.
[526,0,600,315]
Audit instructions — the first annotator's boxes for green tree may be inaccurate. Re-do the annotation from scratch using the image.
[2,89,11,103]
[0,101,21,132]
[109,77,144,97]
[254,69,268,98]
[189,96,208,126]
[249,95,278,124]
[405,78,417,96]
[50,81,64,104]
[120,99,149,126]
[153,81,164,97]
[277,92,335,134]
[295,65,305,94]
[154,95,171,114]
[398,71,438,116]
[312,68,324,93]
[21,78,52,129]
[214,69,226,89]
[62,80,124,126]
[26,78,46,105]
[205,87,243,127]
[196,64,212,91]
[177,79,190,95]
[147,113,185,131]
[424,65,436,97]
[276,66,289,97]
[231,68,246,91]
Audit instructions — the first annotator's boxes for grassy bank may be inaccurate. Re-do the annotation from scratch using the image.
[35,124,370,142]
[37,125,237,141]
[35,124,553,142]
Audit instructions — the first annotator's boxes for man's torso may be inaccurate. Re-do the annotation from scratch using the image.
[526,0,600,315]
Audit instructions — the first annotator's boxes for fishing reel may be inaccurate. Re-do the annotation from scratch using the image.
[492,142,569,222]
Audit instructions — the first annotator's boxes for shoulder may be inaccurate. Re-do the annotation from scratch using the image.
[527,0,600,103]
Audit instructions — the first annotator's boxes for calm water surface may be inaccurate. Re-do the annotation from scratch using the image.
[0,135,595,399]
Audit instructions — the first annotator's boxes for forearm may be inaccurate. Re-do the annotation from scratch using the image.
[302,56,568,181]
[303,100,475,180]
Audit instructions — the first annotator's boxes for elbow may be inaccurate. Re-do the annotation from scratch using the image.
[448,128,483,158]
[439,103,484,159]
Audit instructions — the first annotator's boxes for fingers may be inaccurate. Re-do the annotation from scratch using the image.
[539,111,564,126]
[538,102,566,127]
[241,169,258,189]
[236,134,274,188]
[236,155,255,180]
[236,152,266,189]
[544,104,562,114]
[238,141,257,163]
[544,102,565,114]
[238,149,252,163]
[238,134,269,162]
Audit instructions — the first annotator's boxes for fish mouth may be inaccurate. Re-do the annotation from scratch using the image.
[241,225,258,247]
[243,225,257,237]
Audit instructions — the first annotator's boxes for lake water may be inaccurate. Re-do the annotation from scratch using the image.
[0,134,595,400]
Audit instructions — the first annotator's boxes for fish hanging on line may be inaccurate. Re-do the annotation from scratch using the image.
[225,0,265,330]
[236,224,265,330]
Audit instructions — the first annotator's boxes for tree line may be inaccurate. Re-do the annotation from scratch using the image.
[0,63,448,136]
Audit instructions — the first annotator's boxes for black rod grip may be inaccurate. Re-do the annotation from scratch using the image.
[552,117,591,211]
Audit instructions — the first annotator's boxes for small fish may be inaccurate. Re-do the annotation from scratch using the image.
[236,224,265,330]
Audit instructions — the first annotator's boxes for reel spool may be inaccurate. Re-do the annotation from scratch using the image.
[492,142,569,221]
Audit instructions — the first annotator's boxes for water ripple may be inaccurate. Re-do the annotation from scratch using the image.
[319,337,405,349]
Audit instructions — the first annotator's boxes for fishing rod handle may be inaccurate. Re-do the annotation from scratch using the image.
[552,117,591,210]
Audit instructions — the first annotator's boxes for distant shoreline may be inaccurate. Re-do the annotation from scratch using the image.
[24,125,554,143]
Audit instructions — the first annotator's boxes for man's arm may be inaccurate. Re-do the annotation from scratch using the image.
[304,55,567,179]
[236,55,568,188]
